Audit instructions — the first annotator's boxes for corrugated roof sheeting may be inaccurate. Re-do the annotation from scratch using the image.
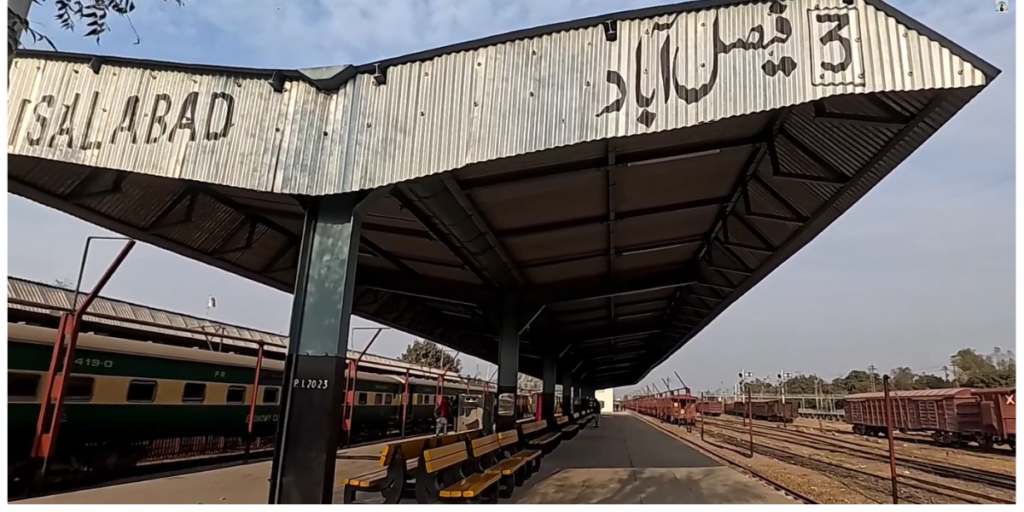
[7,0,988,197]
[6,277,539,382]
[845,388,976,400]
[8,276,290,351]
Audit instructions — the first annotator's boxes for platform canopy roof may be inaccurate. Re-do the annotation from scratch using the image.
[7,0,997,389]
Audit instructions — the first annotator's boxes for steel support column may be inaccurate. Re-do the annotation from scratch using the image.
[561,367,574,416]
[541,356,557,423]
[268,193,370,504]
[495,294,520,432]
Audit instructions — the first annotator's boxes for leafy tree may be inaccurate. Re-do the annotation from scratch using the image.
[399,340,462,374]
[831,369,879,394]
[781,374,826,395]
[889,367,916,391]
[952,348,1015,388]
[912,373,948,390]
[8,0,183,52]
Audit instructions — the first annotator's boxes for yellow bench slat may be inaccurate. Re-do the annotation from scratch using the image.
[521,420,547,435]
[472,434,499,448]
[484,457,527,476]
[439,472,502,499]
[511,449,541,461]
[425,450,468,473]
[341,459,417,487]
[530,432,560,445]
[472,441,501,458]
[498,430,519,447]
[424,442,466,461]
[341,470,386,488]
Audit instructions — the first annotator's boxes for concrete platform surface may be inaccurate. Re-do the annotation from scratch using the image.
[16,433,430,504]
[511,414,793,504]
[18,417,792,504]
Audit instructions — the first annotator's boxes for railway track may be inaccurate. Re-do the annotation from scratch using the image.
[785,418,1016,458]
[699,419,1014,504]
[629,412,818,504]
[705,417,1016,492]
[700,424,1007,504]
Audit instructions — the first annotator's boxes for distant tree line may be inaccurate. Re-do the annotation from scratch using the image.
[737,347,1015,399]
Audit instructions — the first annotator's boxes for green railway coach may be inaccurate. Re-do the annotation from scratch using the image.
[6,323,485,489]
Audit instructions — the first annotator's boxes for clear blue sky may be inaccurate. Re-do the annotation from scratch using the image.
[6,0,1014,397]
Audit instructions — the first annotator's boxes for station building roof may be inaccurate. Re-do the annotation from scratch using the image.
[7,0,998,389]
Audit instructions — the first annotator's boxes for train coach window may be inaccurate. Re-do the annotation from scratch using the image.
[262,387,280,404]
[384,394,393,405]
[64,376,94,402]
[126,380,158,403]
[8,373,40,400]
[357,392,368,405]
[182,383,207,403]
[226,386,247,404]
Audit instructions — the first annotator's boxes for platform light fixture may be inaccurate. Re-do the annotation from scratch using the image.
[626,149,721,168]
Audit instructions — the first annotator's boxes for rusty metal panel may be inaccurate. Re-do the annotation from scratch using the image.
[8,0,990,197]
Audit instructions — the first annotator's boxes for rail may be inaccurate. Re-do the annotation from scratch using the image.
[704,417,1016,491]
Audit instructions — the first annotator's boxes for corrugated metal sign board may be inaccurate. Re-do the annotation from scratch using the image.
[7,0,989,197]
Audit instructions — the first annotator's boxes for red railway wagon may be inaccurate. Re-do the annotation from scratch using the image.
[728,399,796,423]
[668,394,698,426]
[843,388,1015,451]
[696,400,724,416]
[972,388,1015,450]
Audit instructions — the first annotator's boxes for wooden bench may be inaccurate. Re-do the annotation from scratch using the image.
[557,415,581,439]
[471,433,526,499]
[410,441,499,503]
[576,411,593,428]
[521,420,560,453]
[498,429,542,475]
[339,430,481,503]
[340,437,430,504]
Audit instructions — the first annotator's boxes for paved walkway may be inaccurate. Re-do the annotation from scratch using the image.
[511,413,794,504]
[20,416,793,504]
[17,434,424,504]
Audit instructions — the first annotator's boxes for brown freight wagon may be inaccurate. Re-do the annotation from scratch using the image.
[697,400,724,416]
[728,399,796,423]
[970,388,1015,451]
[843,388,1015,451]
[668,394,698,426]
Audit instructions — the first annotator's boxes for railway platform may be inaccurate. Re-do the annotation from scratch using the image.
[510,413,792,504]
[18,414,793,505]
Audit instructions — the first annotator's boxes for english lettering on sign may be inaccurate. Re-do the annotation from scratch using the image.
[9,90,235,150]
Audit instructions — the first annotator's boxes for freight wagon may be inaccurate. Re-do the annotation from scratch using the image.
[696,400,724,417]
[727,399,797,423]
[622,393,698,426]
[7,322,535,493]
[843,388,1015,451]
[668,394,698,426]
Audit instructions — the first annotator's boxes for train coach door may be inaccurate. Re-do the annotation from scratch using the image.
[457,393,494,434]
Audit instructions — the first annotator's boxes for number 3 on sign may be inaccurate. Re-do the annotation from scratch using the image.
[293,378,329,390]
[808,7,865,87]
